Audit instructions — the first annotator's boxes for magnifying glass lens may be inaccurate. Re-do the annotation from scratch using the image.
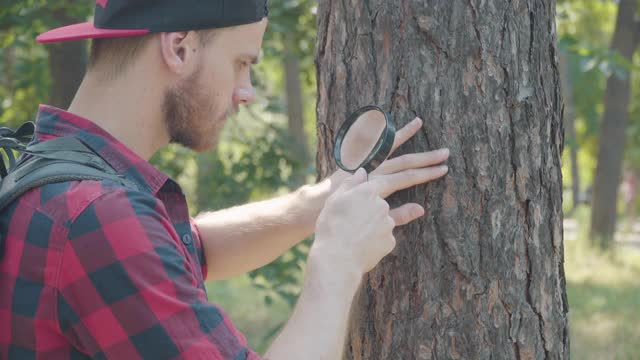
[334,106,395,173]
[340,110,386,170]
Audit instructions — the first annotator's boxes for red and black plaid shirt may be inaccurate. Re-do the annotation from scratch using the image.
[0,105,262,359]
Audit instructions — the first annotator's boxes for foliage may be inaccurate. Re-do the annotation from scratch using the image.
[258,0,320,156]
[206,275,292,354]
[200,110,311,311]
[556,0,640,213]
[626,50,640,169]
[193,111,304,213]
[556,0,618,188]
[201,0,319,308]
[190,108,310,330]
[0,0,92,128]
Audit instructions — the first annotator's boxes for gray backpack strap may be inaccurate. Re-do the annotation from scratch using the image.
[0,136,140,211]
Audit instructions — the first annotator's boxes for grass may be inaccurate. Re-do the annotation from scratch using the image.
[565,209,640,359]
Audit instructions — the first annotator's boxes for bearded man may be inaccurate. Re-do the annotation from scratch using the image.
[0,1,450,358]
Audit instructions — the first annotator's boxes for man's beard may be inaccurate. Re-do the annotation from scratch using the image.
[162,68,232,152]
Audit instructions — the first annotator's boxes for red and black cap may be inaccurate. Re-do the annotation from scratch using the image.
[37,0,269,44]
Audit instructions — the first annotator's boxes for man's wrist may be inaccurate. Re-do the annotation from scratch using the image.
[304,251,362,298]
[294,171,347,232]
[300,170,349,200]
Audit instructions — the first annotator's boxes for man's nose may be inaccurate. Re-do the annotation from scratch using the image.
[233,86,256,105]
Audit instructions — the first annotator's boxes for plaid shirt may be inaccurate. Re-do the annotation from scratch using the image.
[0,105,262,359]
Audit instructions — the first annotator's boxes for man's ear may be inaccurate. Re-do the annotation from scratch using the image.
[159,31,199,75]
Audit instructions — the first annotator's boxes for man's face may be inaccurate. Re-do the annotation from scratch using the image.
[163,19,268,152]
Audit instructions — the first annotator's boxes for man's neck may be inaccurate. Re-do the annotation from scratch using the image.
[67,69,169,161]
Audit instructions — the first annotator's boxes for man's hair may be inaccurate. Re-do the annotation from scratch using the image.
[88,29,219,80]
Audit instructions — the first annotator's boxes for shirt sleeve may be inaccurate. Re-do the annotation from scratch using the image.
[190,217,209,282]
[55,187,262,360]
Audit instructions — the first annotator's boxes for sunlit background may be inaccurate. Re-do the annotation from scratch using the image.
[1,0,639,358]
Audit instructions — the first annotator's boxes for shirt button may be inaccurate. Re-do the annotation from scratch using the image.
[182,234,193,245]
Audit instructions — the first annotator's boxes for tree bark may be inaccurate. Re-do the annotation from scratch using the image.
[315,1,568,359]
[46,10,87,109]
[589,0,639,248]
[558,50,580,213]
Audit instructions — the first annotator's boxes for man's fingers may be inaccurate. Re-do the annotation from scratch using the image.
[375,148,450,175]
[390,203,425,226]
[338,168,368,193]
[368,165,449,198]
[390,117,423,154]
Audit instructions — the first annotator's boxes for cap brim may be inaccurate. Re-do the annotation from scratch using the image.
[37,22,151,44]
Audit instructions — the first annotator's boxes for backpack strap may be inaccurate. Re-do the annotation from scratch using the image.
[0,132,142,259]
[0,136,141,211]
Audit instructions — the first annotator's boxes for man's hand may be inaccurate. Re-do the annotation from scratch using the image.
[195,117,448,281]
[329,117,450,219]
[265,139,449,360]
[313,153,448,276]
[314,116,449,276]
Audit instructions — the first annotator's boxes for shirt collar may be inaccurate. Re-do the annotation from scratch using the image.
[34,104,170,195]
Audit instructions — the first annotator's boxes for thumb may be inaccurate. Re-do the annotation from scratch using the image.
[338,168,368,193]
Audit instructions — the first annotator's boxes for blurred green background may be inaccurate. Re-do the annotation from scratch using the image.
[1,0,639,358]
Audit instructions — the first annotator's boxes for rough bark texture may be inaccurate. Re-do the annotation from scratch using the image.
[590,0,639,247]
[315,1,568,359]
[46,10,87,109]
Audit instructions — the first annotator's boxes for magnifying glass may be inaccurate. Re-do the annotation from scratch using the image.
[334,105,396,173]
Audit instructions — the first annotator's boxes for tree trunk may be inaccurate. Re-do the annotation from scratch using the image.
[624,168,638,232]
[315,1,568,359]
[590,0,639,248]
[632,169,638,230]
[46,10,87,109]
[285,34,310,185]
[558,50,580,213]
